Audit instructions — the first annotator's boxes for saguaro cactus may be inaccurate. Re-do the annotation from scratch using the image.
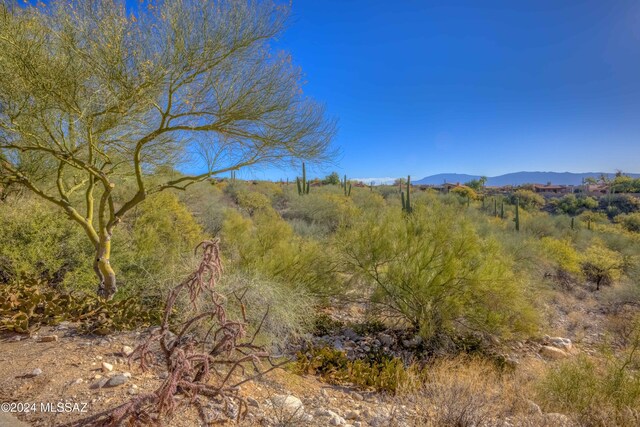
[297,162,310,195]
[402,175,412,213]
[342,174,352,196]
[514,198,520,231]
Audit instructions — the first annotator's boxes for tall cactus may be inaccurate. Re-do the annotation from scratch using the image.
[500,200,504,219]
[494,198,498,217]
[342,174,352,196]
[297,162,310,196]
[514,198,520,231]
[571,217,575,230]
[402,175,412,213]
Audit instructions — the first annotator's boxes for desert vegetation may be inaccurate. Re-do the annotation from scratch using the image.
[1,1,640,427]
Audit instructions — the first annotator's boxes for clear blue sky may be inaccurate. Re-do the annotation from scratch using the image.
[258,0,640,181]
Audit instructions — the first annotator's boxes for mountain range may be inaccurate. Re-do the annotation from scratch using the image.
[413,172,640,186]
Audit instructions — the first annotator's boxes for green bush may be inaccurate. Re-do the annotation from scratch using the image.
[614,212,640,233]
[509,189,545,210]
[336,201,538,342]
[580,241,624,290]
[295,346,418,393]
[222,209,340,297]
[0,197,95,289]
[536,351,640,426]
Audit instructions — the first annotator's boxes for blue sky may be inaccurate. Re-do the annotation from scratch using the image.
[253,0,640,181]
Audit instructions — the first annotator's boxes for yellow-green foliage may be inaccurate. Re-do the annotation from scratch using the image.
[0,198,95,287]
[235,189,272,215]
[222,208,339,297]
[337,201,538,341]
[580,241,624,289]
[511,189,545,210]
[536,352,640,426]
[539,237,582,276]
[615,212,640,233]
[131,192,205,274]
[451,185,478,200]
[0,275,162,334]
[295,346,418,393]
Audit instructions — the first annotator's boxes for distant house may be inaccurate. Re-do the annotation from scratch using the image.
[584,184,609,194]
[531,184,571,194]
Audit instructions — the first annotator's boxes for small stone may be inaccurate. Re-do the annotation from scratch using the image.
[122,372,132,378]
[301,413,314,422]
[128,387,138,395]
[330,414,347,425]
[352,392,364,401]
[247,397,260,408]
[37,335,58,343]
[31,368,43,376]
[121,345,134,356]
[96,356,103,360]
[540,345,569,360]
[90,378,109,389]
[104,374,128,387]
[378,333,394,347]
[73,378,83,385]
[345,410,360,420]
[101,362,113,372]
[94,374,102,380]
[158,371,168,379]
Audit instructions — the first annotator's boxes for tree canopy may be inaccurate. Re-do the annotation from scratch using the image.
[0,0,336,298]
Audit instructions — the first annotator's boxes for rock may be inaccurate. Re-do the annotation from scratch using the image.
[31,368,43,376]
[94,374,102,380]
[334,338,344,350]
[90,378,109,389]
[301,413,314,422]
[378,333,394,347]
[525,399,542,415]
[540,345,569,360]
[122,372,132,378]
[352,392,364,401]
[127,387,138,395]
[545,413,572,426]
[550,337,572,352]
[158,371,168,379]
[330,414,346,425]
[121,345,134,356]
[73,378,83,385]
[96,356,103,360]
[247,397,260,408]
[369,416,390,427]
[402,335,422,348]
[270,394,304,417]
[104,374,129,387]
[101,362,113,372]
[316,409,338,417]
[37,335,58,343]
[345,410,360,420]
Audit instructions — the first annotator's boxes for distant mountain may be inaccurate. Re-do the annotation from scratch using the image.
[415,172,640,186]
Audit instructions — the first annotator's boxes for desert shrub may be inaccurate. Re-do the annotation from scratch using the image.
[287,217,331,238]
[539,237,582,277]
[551,194,598,215]
[600,194,640,217]
[351,188,386,212]
[216,272,314,351]
[580,242,624,290]
[406,358,533,427]
[510,189,545,210]
[451,185,478,200]
[222,209,340,297]
[0,197,95,289]
[615,212,640,233]
[536,353,640,426]
[336,201,538,342]
[234,189,272,215]
[284,191,357,232]
[295,346,417,393]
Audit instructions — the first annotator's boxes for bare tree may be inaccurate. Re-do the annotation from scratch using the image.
[0,0,336,298]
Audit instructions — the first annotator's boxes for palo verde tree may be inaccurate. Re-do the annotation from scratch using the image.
[0,1,335,299]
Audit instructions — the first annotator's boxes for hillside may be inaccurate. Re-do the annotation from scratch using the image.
[415,171,640,186]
